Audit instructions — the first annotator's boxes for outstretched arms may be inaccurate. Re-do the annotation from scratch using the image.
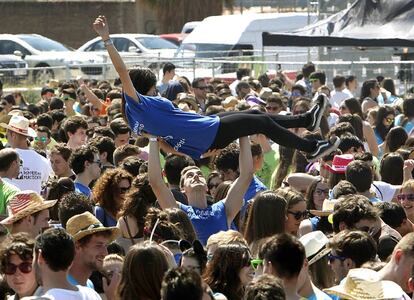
[223,137,254,223]
[93,15,138,102]
[148,137,179,210]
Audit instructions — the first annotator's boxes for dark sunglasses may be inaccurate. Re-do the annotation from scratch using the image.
[315,188,329,196]
[4,261,32,275]
[288,210,309,220]
[397,194,414,202]
[327,253,347,264]
[118,186,130,194]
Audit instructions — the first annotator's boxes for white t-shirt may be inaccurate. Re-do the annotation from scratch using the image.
[11,148,52,193]
[330,89,353,108]
[43,285,101,300]
[372,181,400,202]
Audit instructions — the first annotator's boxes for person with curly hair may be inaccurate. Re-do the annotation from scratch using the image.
[92,168,133,227]
[116,174,157,251]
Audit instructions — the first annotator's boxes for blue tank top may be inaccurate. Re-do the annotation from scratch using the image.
[179,200,229,245]
[124,92,220,159]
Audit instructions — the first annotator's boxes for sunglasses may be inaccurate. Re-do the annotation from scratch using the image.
[287,210,309,220]
[327,253,347,264]
[118,186,130,194]
[35,136,47,142]
[315,188,329,196]
[397,193,414,202]
[385,117,394,124]
[250,259,263,270]
[4,261,32,275]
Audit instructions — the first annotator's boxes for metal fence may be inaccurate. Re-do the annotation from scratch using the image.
[2,51,414,95]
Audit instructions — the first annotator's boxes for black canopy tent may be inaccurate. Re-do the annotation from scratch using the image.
[262,0,414,48]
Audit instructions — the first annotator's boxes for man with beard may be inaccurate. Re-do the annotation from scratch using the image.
[33,227,101,299]
[65,212,119,288]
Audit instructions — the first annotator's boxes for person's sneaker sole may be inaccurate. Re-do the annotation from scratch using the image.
[307,94,328,132]
[307,136,340,163]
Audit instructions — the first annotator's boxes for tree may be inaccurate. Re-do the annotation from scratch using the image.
[143,0,233,33]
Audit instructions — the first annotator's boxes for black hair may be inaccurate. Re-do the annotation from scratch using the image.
[214,143,240,173]
[236,68,251,80]
[69,145,98,174]
[89,136,115,165]
[37,113,53,130]
[58,192,94,228]
[161,267,203,300]
[376,202,406,229]
[129,67,157,95]
[164,154,195,186]
[162,62,176,75]
[333,75,346,89]
[338,134,364,153]
[35,228,75,272]
[345,160,373,193]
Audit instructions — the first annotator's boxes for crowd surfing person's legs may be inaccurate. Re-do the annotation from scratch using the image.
[210,94,340,161]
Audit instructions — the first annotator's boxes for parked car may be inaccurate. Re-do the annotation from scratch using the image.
[78,33,179,69]
[0,34,106,83]
[0,54,28,83]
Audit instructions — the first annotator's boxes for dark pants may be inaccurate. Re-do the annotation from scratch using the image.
[209,110,316,153]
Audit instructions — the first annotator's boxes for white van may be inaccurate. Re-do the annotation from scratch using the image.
[180,13,317,60]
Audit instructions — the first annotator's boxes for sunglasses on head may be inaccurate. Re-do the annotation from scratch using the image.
[397,193,414,202]
[288,210,309,220]
[4,261,32,275]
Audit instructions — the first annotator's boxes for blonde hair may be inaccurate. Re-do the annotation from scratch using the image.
[402,179,414,191]
[103,253,124,269]
[206,230,247,251]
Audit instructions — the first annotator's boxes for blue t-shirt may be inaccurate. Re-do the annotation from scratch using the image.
[179,200,229,245]
[94,206,117,227]
[374,128,384,145]
[395,114,414,134]
[241,176,267,214]
[67,273,94,289]
[74,182,91,199]
[124,91,220,159]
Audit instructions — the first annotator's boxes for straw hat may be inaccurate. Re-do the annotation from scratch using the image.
[310,199,339,217]
[324,268,404,300]
[0,191,57,225]
[299,231,330,265]
[0,115,36,137]
[324,154,354,174]
[66,212,120,242]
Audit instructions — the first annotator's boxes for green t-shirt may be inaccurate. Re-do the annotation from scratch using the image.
[0,180,20,215]
[256,149,278,188]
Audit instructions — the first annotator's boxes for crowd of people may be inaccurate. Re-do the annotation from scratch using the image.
[0,14,413,300]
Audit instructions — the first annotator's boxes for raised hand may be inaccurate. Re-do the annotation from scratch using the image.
[93,15,110,40]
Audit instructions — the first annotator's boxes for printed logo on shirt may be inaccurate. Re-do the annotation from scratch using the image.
[16,167,41,180]
[133,122,144,135]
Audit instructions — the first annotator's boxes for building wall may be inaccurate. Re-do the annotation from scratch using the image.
[0,1,157,48]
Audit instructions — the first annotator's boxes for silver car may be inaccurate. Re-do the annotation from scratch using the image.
[0,54,28,83]
[0,34,106,83]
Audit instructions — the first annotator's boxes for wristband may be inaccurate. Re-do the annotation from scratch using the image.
[103,38,113,47]
[149,137,157,142]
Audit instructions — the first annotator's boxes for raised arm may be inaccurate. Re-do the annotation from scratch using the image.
[93,15,138,102]
[80,84,103,110]
[148,136,178,209]
[224,137,254,223]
